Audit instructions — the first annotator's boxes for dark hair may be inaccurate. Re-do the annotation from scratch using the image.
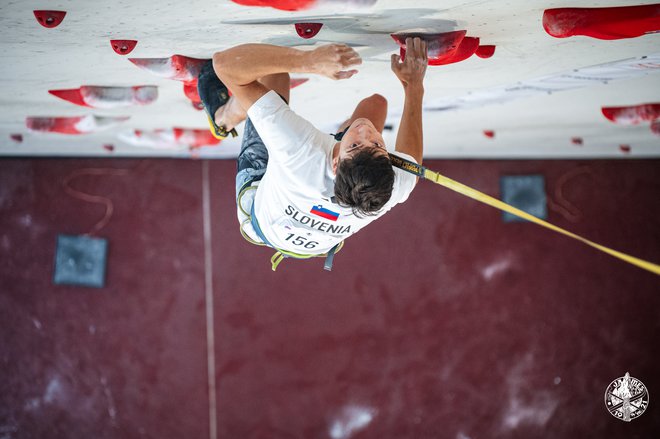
[334,148,395,217]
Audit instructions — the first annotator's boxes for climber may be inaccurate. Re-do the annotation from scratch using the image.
[197,38,428,270]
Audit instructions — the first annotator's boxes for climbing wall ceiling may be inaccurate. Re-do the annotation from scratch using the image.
[1,0,659,158]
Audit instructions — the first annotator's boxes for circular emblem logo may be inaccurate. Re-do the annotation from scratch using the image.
[604,372,649,422]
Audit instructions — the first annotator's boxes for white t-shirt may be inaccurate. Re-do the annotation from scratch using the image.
[245,90,417,255]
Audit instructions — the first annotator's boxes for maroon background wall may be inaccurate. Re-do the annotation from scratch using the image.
[1,158,658,439]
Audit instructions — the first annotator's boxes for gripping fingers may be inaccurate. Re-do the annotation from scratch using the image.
[412,36,420,52]
[391,53,401,70]
[417,38,426,58]
[404,37,428,61]
[405,37,417,53]
[344,55,362,68]
[341,47,362,66]
[420,39,428,61]
[335,69,358,80]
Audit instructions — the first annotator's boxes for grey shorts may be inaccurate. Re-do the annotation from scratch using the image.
[234,93,291,200]
[235,116,269,200]
[234,94,288,241]
[235,115,269,242]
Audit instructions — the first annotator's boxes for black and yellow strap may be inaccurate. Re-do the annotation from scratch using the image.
[389,154,660,276]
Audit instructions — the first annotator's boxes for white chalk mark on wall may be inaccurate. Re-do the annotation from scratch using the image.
[329,405,377,439]
[500,353,559,431]
[481,257,514,281]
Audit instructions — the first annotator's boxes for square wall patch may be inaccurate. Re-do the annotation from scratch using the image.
[53,234,108,288]
[500,175,547,223]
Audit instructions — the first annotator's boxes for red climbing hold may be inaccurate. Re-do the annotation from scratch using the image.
[183,82,202,108]
[183,81,199,101]
[230,0,316,11]
[173,128,222,148]
[26,116,89,134]
[290,78,309,89]
[103,144,115,152]
[619,144,631,153]
[394,33,479,66]
[111,40,138,55]
[26,115,129,135]
[601,103,660,125]
[651,120,660,136]
[428,36,480,66]
[543,5,660,40]
[571,137,583,146]
[48,88,88,107]
[49,86,158,108]
[129,55,208,82]
[483,130,495,139]
[475,45,496,59]
[33,11,66,28]
[119,128,220,149]
[10,134,23,143]
[295,23,323,39]
[392,31,467,65]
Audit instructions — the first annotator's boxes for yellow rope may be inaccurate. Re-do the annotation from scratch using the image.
[422,167,660,276]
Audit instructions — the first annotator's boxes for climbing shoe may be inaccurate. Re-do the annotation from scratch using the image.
[197,59,238,140]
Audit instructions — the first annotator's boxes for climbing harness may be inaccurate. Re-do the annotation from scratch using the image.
[389,153,660,276]
[237,183,344,272]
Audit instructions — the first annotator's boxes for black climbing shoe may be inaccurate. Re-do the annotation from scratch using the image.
[197,59,238,140]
